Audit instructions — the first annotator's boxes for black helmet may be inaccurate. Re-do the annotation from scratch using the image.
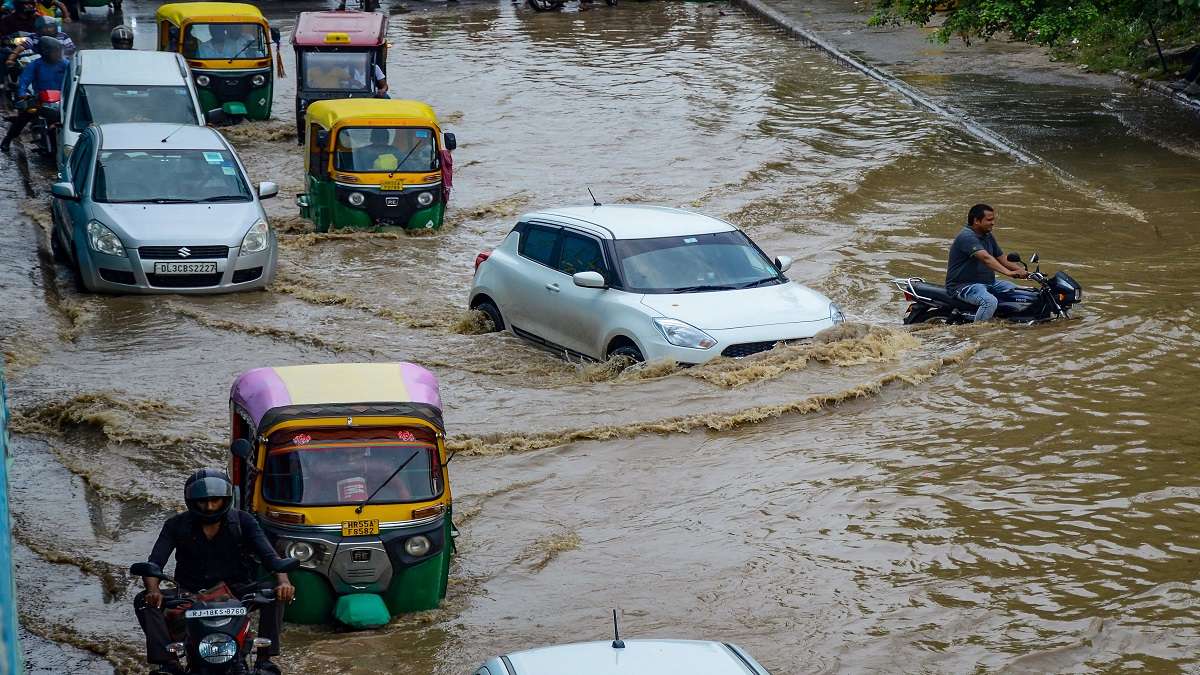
[36,36,62,60]
[184,468,234,524]
[110,25,134,50]
[34,15,59,35]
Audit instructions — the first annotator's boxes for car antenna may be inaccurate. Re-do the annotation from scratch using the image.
[588,187,601,207]
[611,609,625,649]
[160,125,186,144]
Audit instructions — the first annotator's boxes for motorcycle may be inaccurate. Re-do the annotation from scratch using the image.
[25,88,61,157]
[893,252,1082,325]
[129,560,298,675]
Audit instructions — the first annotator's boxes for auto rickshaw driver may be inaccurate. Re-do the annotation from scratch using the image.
[372,128,434,173]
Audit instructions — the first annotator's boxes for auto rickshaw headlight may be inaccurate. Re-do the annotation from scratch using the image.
[239,220,269,255]
[195,75,210,87]
[404,535,431,557]
[417,191,434,207]
[348,192,366,207]
[251,74,266,87]
[285,541,315,562]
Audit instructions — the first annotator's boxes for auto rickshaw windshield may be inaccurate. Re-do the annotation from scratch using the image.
[334,127,437,173]
[262,427,442,506]
[301,51,373,91]
[183,23,267,60]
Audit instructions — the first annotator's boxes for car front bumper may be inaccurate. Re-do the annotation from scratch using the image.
[640,318,838,364]
[79,244,277,295]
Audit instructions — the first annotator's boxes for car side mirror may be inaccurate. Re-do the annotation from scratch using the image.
[50,181,77,201]
[258,181,278,199]
[270,27,282,44]
[205,108,228,126]
[271,557,300,573]
[230,438,253,461]
[130,561,170,580]
[573,271,606,289]
[773,255,793,273]
[443,132,456,151]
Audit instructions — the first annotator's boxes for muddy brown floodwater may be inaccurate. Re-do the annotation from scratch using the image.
[2,0,1198,673]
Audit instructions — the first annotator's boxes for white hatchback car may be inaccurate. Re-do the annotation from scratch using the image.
[476,639,772,675]
[469,205,843,364]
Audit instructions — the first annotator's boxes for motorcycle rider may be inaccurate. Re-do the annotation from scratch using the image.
[134,469,295,675]
[4,15,74,65]
[945,203,1034,322]
[110,24,133,50]
[1,34,65,152]
[0,0,39,36]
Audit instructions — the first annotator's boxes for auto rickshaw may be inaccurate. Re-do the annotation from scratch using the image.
[297,99,456,231]
[292,9,389,142]
[227,362,453,629]
[156,2,282,121]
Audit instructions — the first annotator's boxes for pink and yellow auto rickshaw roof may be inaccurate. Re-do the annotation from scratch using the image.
[230,363,443,434]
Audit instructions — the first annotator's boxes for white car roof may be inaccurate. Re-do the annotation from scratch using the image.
[75,50,190,86]
[95,123,228,151]
[504,639,759,674]
[522,205,737,240]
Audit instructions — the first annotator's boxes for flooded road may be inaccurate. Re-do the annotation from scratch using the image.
[2,0,1198,672]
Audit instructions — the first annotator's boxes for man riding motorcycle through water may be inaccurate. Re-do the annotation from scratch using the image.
[945,203,1035,322]
[134,469,295,675]
[0,34,65,152]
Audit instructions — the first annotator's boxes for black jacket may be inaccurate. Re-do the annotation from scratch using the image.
[148,510,281,592]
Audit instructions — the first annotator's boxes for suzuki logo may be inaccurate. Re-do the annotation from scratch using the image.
[178,247,191,258]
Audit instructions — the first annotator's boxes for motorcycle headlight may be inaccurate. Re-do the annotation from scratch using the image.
[285,540,314,562]
[251,74,266,86]
[653,318,716,350]
[195,74,211,87]
[197,633,237,664]
[239,220,269,255]
[86,220,125,257]
[347,192,366,207]
[416,191,434,206]
[404,535,431,557]
[829,303,845,324]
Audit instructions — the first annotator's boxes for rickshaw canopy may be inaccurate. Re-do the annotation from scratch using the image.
[231,363,443,434]
[293,11,388,48]
[307,99,441,132]
[156,2,267,26]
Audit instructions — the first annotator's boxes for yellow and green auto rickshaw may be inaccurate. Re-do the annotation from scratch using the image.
[156,2,282,121]
[227,363,453,628]
[296,99,456,231]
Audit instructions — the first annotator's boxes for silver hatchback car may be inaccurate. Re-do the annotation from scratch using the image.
[50,123,278,294]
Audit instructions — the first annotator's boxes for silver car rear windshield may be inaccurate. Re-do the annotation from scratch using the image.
[71,85,199,132]
[93,149,252,204]
[614,231,782,293]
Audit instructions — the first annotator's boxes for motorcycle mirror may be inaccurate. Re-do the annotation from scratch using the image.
[130,561,168,579]
[230,438,253,461]
[1030,252,1039,265]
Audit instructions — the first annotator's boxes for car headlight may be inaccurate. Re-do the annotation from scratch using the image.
[653,318,716,350]
[251,74,266,86]
[404,535,431,557]
[285,540,314,562]
[829,303,845,324]
[198,633,237,664]
[239,220,269,255]
[347,192,365,207]
[416,191,434,206]
[195,74,210,87]
[86,220,125,257]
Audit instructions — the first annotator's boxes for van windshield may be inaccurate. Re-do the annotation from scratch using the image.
[301,51,373,91]
[71,85,198,132]
[93,149,251,204]
[262,428,442,506]
[334,127,437,173]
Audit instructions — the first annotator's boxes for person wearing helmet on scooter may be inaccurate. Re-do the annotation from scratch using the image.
[4,15,73,65]
[133,469,295,675]
[1,34,66,152]
[946,203,1035,323]
[110,24,133,50]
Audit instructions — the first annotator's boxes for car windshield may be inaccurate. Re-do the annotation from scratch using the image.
[301,51,372,91]
[71,85,198,132]
[614,231,783,293]
[262,428,442,506]
[182,23,267,60]
[334,126,437,173]
[93,149,251,203]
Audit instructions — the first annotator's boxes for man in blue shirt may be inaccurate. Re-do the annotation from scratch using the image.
[945,203,1034,322]
[1,35,66,152]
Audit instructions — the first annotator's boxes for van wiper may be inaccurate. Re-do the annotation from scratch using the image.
[354,450,420,515]
[670,285,737,293]
[198,195,249,202]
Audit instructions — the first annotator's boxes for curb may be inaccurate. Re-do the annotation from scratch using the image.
[1114,70,1200,113]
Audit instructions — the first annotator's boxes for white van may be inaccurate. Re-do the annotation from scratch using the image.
[59,50,209,168]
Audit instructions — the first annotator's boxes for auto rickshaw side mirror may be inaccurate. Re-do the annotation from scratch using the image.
[443,132,456,151]
[270,27,282,44]
[230,438,253,461]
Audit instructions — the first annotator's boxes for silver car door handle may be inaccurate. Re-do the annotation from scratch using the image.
[545,283,560,292]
